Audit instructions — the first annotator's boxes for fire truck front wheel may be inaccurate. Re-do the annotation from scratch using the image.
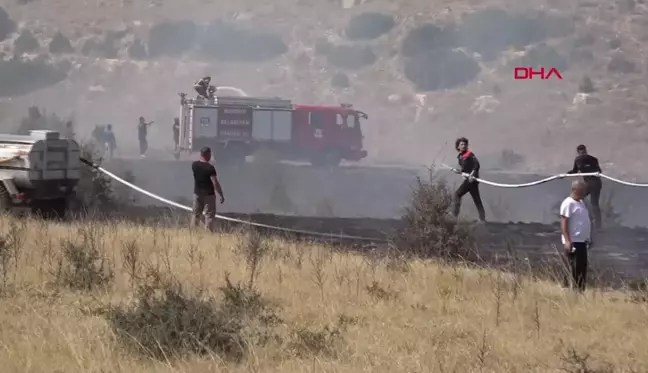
[310,150,342,167]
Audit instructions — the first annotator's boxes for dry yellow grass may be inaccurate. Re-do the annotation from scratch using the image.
[0,215,646,373]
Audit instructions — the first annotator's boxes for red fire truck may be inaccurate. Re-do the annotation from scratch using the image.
[176,95,368,166]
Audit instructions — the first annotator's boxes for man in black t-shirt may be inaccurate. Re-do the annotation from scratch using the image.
[566,144,603,229]
[138,116,154,158]
[191,147,225,231]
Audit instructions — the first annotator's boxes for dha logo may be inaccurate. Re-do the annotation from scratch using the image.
[514,67,563,80]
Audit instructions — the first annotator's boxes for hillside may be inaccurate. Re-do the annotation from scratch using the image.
[0,215,647,372]
[1,0,648,176]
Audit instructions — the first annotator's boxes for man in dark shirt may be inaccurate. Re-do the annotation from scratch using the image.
[172,117,180,151]
[103,124,117,161]
[451,137,486,222]
[566,144,602,229]
[138,116,154,158]
[191,147,225,231]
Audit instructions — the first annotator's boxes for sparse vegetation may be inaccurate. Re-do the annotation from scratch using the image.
[0,214,645,372]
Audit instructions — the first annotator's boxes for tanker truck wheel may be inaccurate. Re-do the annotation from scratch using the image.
[33,198,67,220]
[0,185,11,214]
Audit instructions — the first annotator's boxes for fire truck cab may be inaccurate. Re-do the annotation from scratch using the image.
[177,95,368,167]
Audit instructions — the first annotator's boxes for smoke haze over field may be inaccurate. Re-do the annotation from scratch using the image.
[1,0,648,225]
[1,0,646,175]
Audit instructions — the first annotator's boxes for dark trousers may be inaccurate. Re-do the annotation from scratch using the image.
[564,242,588,291]
[191,193,216,231]
[139,138,148,155]
[585,180,602,229]
[452,180,486,221]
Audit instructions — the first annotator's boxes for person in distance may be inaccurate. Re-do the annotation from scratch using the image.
[566,144,602,229]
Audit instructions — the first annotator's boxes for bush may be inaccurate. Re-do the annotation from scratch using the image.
[289,315,357,358]
[579,75,595,93]
[403,49,480,91]
[108,272,281,361]
[395,173,476,259]
[0,6,16,41]
[148,20,197,58]
[331,72,350,88]
[55,226,114,291]
[345,12,395,40]
[400,23,458,57]
[0,58,68,97]
[326,44,377,69]
[199,21,287,62]
[48,31,74,54]
[13,29,40,55]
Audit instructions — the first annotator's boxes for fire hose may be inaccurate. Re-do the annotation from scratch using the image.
[78,157,648,243]
[79,158,386,243]
[440,164,648,188]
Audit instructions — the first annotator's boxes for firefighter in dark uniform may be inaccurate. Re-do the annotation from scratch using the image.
[452,137,486,222]
[566,144,603,229]
[193,76,211,98]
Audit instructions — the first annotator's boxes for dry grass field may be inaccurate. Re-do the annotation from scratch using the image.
[0,215,646,373]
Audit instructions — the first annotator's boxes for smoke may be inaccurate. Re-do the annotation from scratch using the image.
[1,2,646,225]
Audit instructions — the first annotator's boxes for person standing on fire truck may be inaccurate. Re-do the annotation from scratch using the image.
[451,137,486,222]
[138,116,154,158]
[193,76,211,99]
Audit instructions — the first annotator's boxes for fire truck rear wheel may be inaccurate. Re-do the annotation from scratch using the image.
[311,150,341,167]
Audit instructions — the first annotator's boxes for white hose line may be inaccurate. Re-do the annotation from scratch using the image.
[83,160,384,242]
[440,164,648,188]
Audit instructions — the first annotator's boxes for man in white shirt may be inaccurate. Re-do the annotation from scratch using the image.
[559,180,592,292]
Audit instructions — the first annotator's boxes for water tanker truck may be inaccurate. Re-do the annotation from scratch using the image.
[0,130,80,217]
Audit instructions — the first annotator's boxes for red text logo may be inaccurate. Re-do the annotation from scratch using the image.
[514,67,563,80]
